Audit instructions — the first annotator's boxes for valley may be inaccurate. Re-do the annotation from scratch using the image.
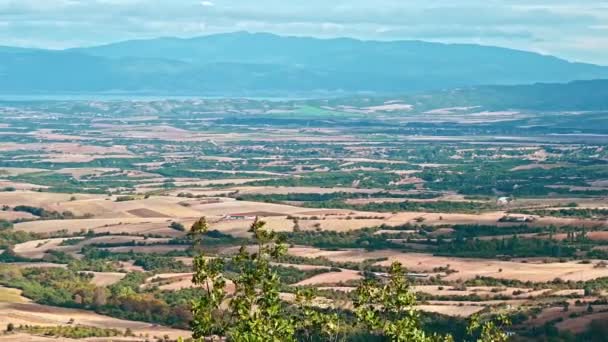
[0,98,607,341]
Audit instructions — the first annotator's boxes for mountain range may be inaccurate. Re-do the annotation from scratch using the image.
[1,32,607,95]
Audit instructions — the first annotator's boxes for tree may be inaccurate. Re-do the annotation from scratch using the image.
[190,216,227,339]
[169,221,186,232]
[467,314,511,342]
[354,262,452,342]
[189,217,510,342]
[189,217,209,249]
[191,217,296,341]
[295,288,343,342]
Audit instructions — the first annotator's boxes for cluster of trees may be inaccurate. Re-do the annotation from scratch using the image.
[236,191,439,203]
[115,196,137,202]
[282,199,495,214]
[282,224,594,260]
[132,254,191,273]
[13,205,77,219]
[79,247,192,273]
[438,236,576,259]
[0,219,11,229]
[169,222,186,232]
[154,168,265,180]
[0,222,40,250]
[0,264,193,329]
[450,225,542,239]
[282,228,405,250]
[247,171,405,190]
[6,172,109,194]
[417,161,608,197]
[12,325,125,339]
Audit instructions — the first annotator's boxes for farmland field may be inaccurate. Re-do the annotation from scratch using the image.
[0,98,607,341]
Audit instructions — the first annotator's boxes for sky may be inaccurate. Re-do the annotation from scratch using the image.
[0,0,607,65]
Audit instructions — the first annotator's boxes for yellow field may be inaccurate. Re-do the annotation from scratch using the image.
[0,286,29,304]
[15,218,179,236]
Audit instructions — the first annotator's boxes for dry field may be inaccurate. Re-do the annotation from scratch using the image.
[14,218,180,236]
[416,304,485,317]
[0,301,189,340]
[552,231,608,241]
[53,235,172,256]
[88,272,126,286]
[271,262,330,271]
[186,199,310,216]
[528,304,608,332]
[344,195,475,205]
[297,218,387,232]
[0,210,36,221]
[512,197,608,209]
[117,261,144,272]
[7,190,605,241]
[0,142,130,156]
[136,178,273,191]
[0,332,81,342]
[287,247,608,282]
[293,270,362,286]
[0,191,102,208]
[0,286,29,304]
[555,311,608,333]
[384,211,607,229]
[14,238,84,259]
[208,209,605,233]
[0,180,47,190]
[19,154,132,165]
[145,273,195,291]
[510,163,567,171]
[209,216,293,237]
[0,168,51,176]
[144,273,236,292]
[413,285,553,299]
[44,196,204,219]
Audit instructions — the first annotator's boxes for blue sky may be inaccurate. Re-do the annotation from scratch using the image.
[1,0,607,64]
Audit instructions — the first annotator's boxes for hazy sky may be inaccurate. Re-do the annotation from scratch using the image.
[1,0,607,64]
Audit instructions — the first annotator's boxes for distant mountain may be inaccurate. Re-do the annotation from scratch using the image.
[2,32,608,94]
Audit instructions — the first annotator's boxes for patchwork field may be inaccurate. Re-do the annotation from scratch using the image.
[1,99,607,340]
